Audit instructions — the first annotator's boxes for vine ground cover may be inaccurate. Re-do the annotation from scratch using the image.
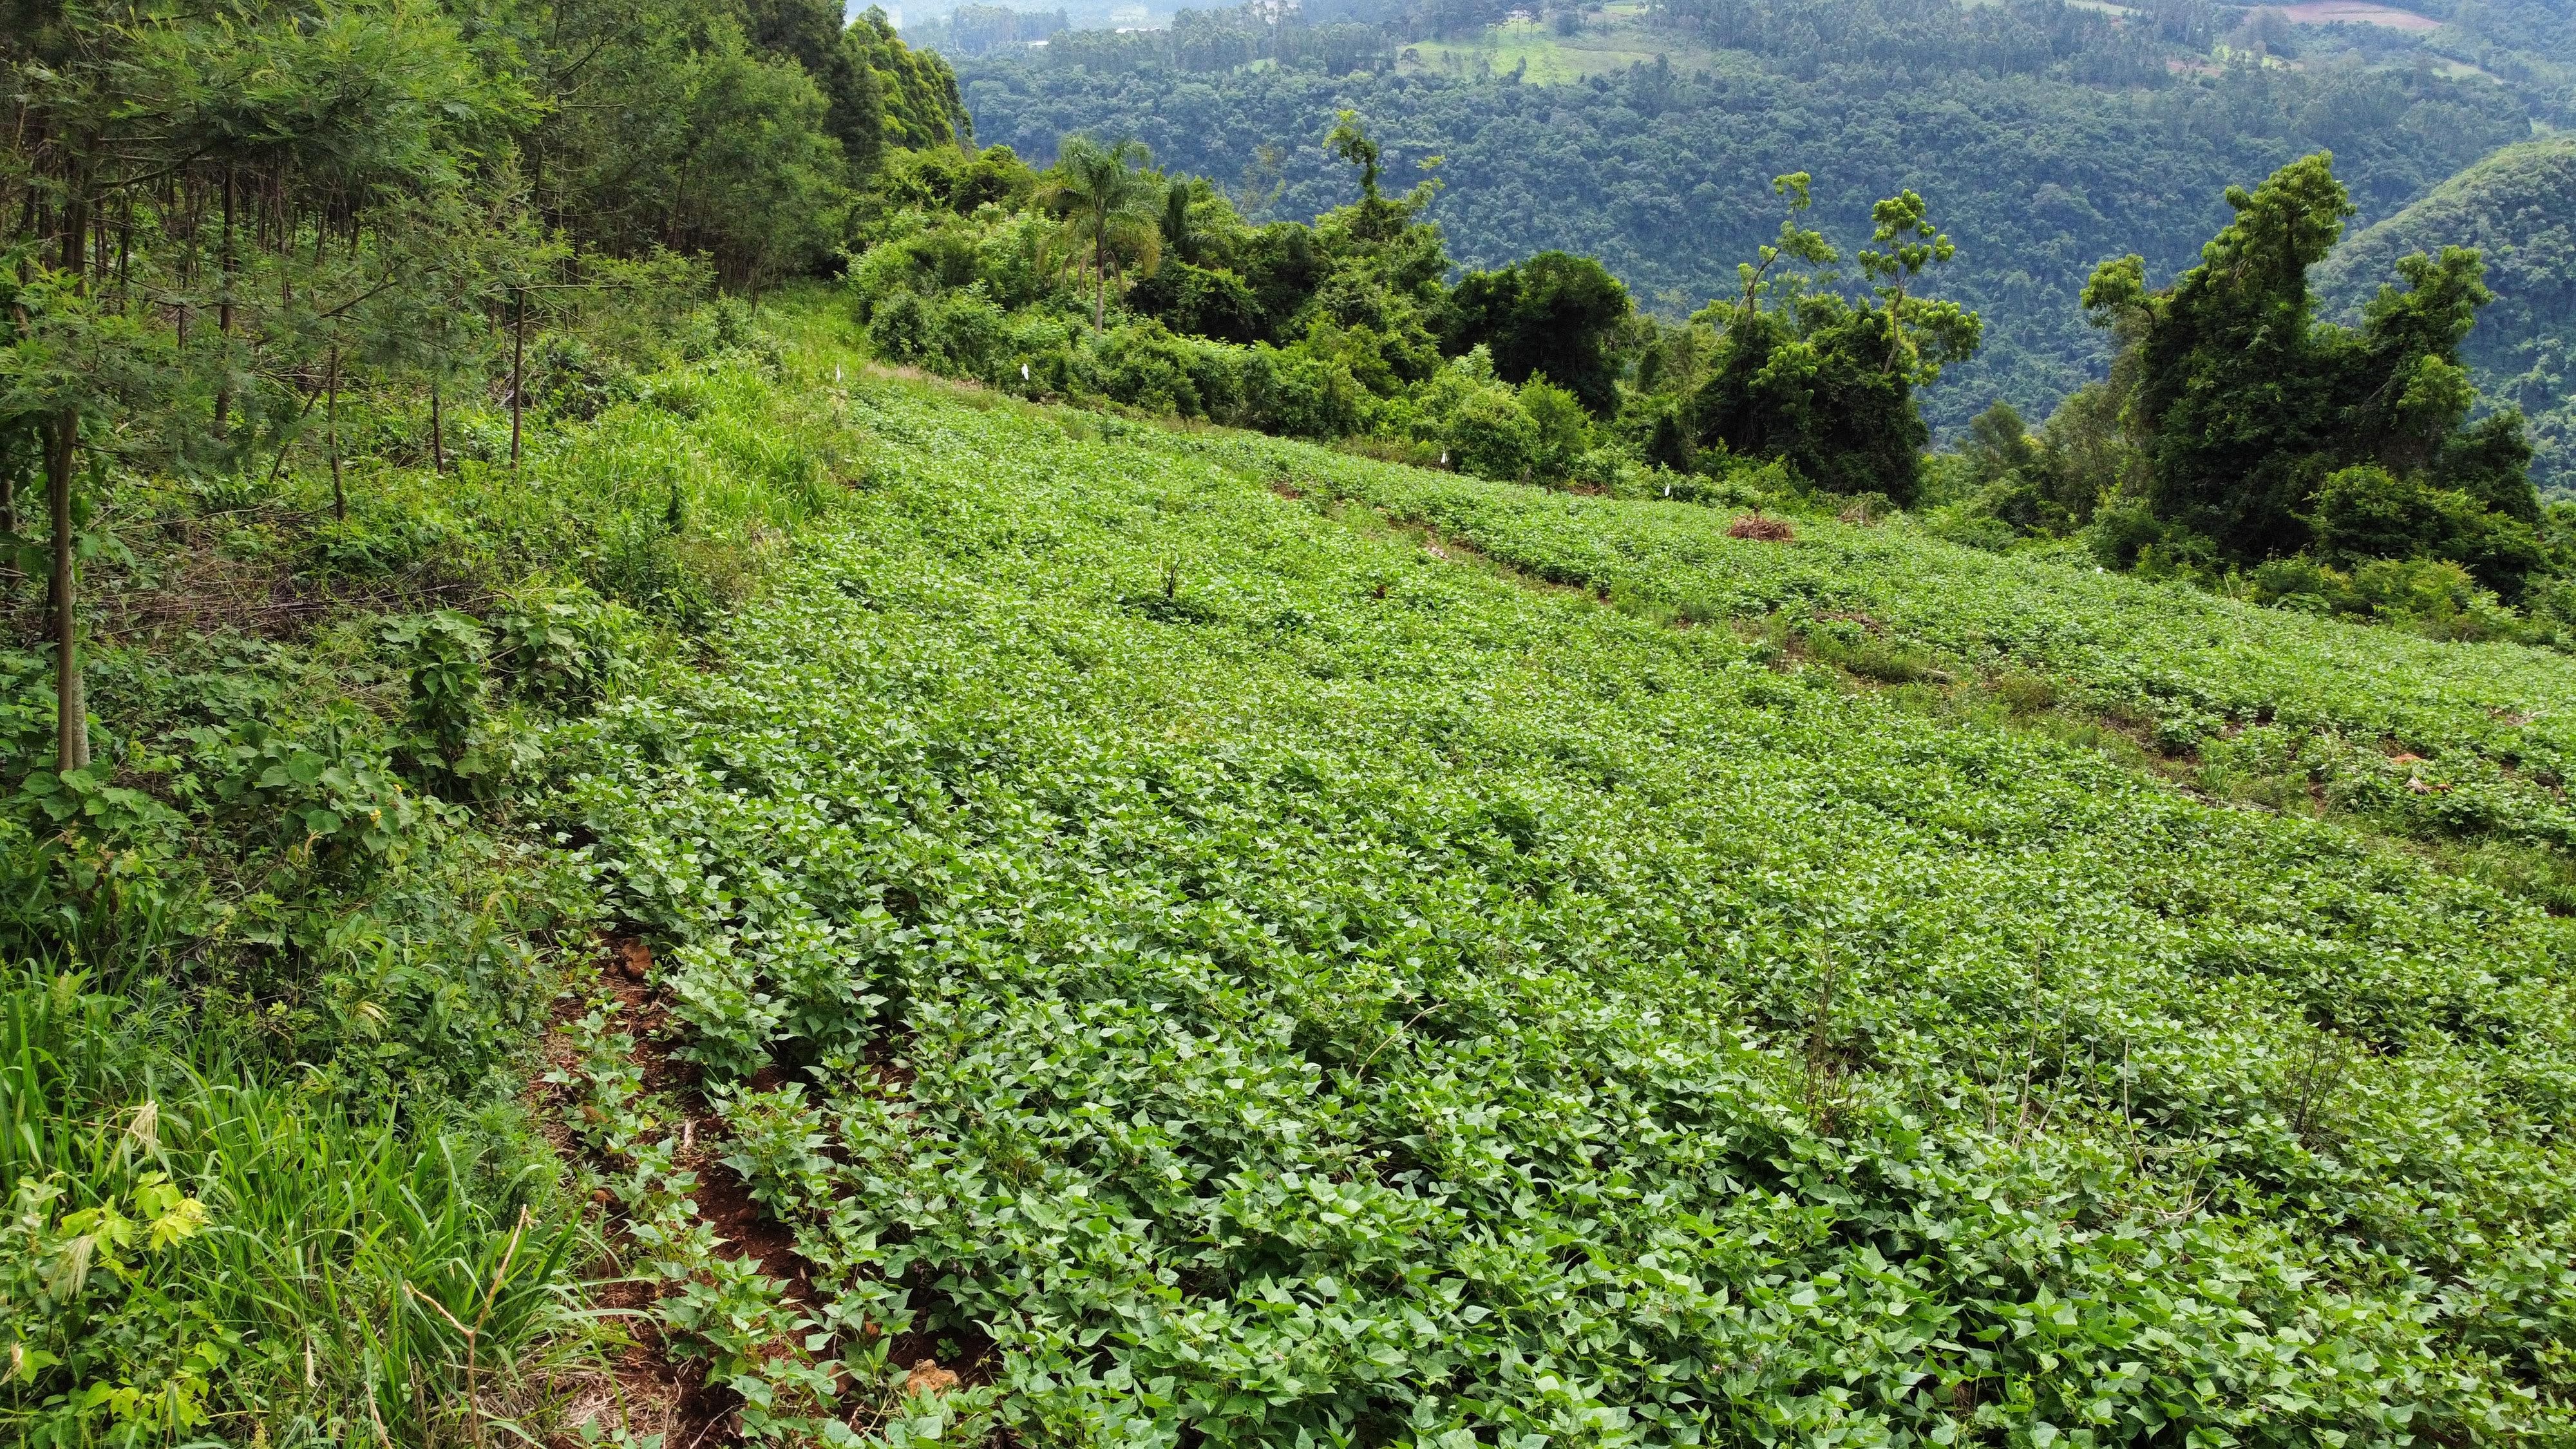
[552,308,2576,1445]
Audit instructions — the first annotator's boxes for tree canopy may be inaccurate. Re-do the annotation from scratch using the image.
[1444,251,1632,413]
[2084,152,2543,590]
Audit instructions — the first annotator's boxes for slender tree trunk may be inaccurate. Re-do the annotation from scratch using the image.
[328,343,345,520]
[1885,281,1906,373]
[430,374,446,473]
[1094,234,1106,332]
[2,303,20,535]
[214,167,236,436]
[48,179,90,772]
[48,411,86,773]
[509,286,527,476]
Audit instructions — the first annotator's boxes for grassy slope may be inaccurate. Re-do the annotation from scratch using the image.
[545,298,2576,1444]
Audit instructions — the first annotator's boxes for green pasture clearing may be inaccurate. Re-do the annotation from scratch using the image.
[1396,12,1736,83]
[545,304,2576,1444]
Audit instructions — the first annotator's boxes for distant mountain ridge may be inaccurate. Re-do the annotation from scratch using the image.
[2316,134,2576,493]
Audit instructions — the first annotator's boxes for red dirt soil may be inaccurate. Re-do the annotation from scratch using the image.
[1728,513,1797,542]
[555,937,986,1445]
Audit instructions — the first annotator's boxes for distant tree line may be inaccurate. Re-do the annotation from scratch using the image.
[948,0,2535,436]
[906,4,1074,58]
[848,112,1987,502]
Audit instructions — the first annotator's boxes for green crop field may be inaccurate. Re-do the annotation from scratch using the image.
[536,301,2576,1444]
[1168,435,2576,885]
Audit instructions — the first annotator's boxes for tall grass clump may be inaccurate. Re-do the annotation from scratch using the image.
[2,966,586,1446]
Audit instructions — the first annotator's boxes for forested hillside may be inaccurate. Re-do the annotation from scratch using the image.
[947,0,2549,430]
[2316,134,2576,494]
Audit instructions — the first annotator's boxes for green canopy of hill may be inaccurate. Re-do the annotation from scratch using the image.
[2316,134,2576,495]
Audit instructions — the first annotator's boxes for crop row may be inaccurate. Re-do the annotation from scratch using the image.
[1171,432,2576,858]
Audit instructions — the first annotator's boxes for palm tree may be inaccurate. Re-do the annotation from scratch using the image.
[1160,177,1199,267]
[1039,135,1163,332]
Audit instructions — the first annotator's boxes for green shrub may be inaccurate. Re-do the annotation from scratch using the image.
[2085,495,2166,569]
[1922,501,2022,552]
[1130,261,1264,345]
[1240,346,1366,439]
[526,334,639,422]
[490,582,642,709]
[866,289,937,363]
[2240,554,2361,615]
[303,504,477,585]
[1517,375,1592,482]
[1444,386,1540,481]
[2310,462,2546,597]
[386,611,491,780]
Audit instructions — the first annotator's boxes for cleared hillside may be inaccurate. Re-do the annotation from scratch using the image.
[541,302,2576,1443]
[2316,134,2576,493]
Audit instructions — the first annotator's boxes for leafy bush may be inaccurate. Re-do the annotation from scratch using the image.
[2310,462,2546,596]
[1442,384,1540,480]
[386,611,492,780]
[490,582,643,708]
[526,334,640,422]
[1130,260,1264,344]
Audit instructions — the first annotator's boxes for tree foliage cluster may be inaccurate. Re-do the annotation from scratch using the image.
[1910,151,2568,649]
[2081,154,2541,584]
[849,118,1985,501]
[2,0,972,779]
[904,2,1074,59]
[948,0,2537,433]
[2315,133,2576,496]
[849,117,1594,470]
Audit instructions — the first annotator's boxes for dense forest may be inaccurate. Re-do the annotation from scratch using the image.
[943,0,2560,438]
